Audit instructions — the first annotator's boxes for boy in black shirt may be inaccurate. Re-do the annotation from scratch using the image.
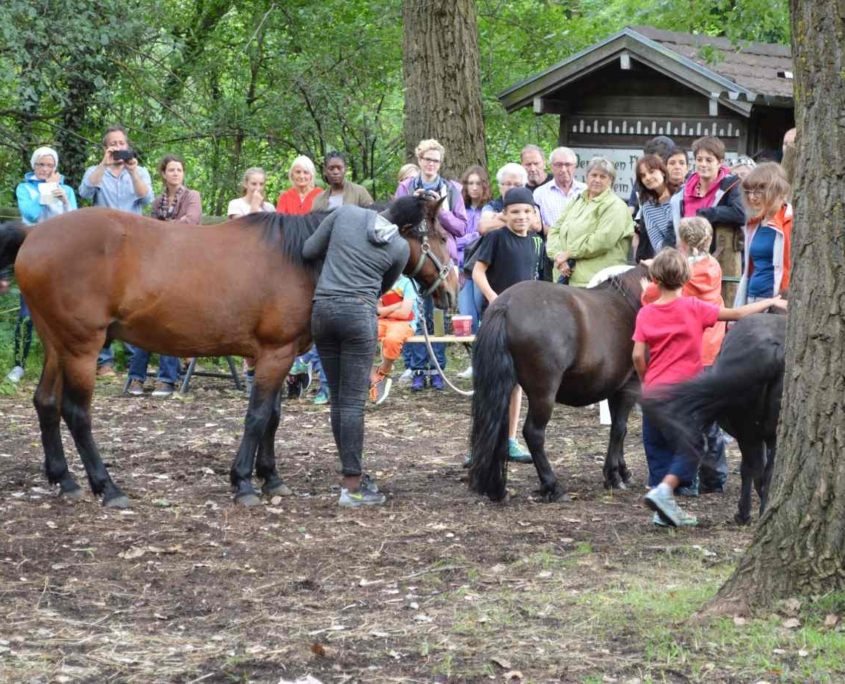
[472,186,541,463]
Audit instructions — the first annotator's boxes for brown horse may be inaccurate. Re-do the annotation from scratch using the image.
[469,265,647,501]
[0,197,458,507]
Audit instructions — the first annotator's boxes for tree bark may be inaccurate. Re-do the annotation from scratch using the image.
[402,0,486,178]
[707,0,845,614]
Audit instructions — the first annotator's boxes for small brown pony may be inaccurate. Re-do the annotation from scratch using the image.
[469,265,647,502]
[0,197,458,507]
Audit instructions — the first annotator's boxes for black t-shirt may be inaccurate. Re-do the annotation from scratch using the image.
[475,227,540,296]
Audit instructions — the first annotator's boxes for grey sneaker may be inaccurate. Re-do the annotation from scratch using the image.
[360,473,380,494]
[126,379,145,396]
[5,365,24,383]
[644,486,698,527]
[369,374,392,405]
[338,487,386,508]
[151,381,174,398]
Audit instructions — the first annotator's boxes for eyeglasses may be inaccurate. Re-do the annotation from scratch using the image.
[552,162,576,169]
[499,181,523,188]
[35,162,56,169]
[420,157,441,164]
[743,187,765,197]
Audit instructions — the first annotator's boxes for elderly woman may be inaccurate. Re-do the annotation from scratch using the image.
[5,147,77,383]
[547,157,634,287]
[478,162,542,235]
[276,155,322,215]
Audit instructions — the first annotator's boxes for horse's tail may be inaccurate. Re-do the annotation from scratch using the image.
[0,222,28,273]
[469,304,515,501]
[643,366,762,458]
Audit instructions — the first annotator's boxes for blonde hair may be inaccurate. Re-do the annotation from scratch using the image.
[678,217,713,256]
[742,162,790,220]
[650,248,691,290]
[288,156,316,184]
[240,166,266,196]
[415,139,445,161]
[397,163,419,183]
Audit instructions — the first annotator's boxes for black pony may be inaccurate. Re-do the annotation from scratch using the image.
[469,265,647,501]
[643,313,786,524]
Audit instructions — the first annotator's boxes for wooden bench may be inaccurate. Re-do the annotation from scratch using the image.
[406,335,475,344]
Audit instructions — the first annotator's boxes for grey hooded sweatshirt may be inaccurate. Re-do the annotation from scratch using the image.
[302,204,410,308]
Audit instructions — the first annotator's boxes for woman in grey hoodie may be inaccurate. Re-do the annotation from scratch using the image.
[302,196,425,507]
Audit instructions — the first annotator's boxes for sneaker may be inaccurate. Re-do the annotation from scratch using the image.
[126,379,145,396]
[360,473,380,494]
[652,512,670,527]
[430,373,445,391]
[398,368,413,384]
[700,483,726,495]
[675,484,699,497]
[151,381,174,398]
[410,372,427,392]
[457,365,473,380]
[290,361,312,394]
[96,364,116,378]
[5,365,24,383]
[369,373,392,405]
[338,487,386,508]
[644,486,698,527]
[507,438,532,463]
[313,388,330,405]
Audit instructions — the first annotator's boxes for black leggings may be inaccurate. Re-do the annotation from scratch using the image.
[311,297,377,477]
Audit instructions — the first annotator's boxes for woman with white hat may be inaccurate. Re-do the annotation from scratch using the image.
[5,146,77,382]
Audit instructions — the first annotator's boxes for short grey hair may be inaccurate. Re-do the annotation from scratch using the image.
[520,144,545,161]
[496,162,528,185]
[550,146,577,164]
[586,156,616,181]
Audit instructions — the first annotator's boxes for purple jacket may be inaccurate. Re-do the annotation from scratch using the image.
[395,176,467,262]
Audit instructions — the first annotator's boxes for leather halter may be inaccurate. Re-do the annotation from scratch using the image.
[406,219,453,298]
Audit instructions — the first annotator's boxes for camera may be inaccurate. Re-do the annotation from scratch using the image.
[111,149,136,162]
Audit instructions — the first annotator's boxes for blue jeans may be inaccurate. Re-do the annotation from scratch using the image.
[312,297,377,477]
[295,345,328,390]
[98,342,137,368]
[128,349,180,385]
[458,279,483,334]
[642,413,698,487]
[403,295,446,372]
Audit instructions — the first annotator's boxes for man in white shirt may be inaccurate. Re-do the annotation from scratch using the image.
[533,146,586,234]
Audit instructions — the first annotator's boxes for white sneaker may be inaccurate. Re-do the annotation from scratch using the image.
[398,368,413,384]
[457,365,473,379]
[5,366,24,383]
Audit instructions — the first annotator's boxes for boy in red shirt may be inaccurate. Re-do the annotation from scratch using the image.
[633,248,785,527]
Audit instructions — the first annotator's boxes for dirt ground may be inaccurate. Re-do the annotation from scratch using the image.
[0,371,766,683]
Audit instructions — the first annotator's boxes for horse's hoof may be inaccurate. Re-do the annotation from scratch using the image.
[734,513,751,526]
[235,493,262,507]
[103,494,131,509]
[60,485,85,501]
[262,480,293,497]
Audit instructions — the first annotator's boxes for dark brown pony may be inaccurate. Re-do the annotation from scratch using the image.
[469,265,647,501]
[0,198,458,507]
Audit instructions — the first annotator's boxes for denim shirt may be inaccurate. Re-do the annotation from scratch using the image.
[79,164,154,214]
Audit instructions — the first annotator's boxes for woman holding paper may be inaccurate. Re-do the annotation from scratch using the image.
[6,147,77,382]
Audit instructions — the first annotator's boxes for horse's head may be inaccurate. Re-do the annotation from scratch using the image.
[390,194,459,311]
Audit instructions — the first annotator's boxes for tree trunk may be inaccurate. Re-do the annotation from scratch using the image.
[708,0,845,614]
[402,0,486,178]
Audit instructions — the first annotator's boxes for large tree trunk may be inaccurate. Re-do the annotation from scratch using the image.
[402,0,486,178]
[707,0,845,614]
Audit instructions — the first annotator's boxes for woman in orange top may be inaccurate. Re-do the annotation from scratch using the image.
[276,155,322,215]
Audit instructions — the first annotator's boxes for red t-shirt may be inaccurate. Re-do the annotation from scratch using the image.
[276,187,322,215]
[633,297,720,390]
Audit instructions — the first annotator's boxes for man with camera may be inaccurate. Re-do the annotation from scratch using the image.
[79,125,154,376]
[79,125,153,214]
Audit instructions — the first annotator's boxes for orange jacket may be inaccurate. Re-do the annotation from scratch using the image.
[642,254,726,365]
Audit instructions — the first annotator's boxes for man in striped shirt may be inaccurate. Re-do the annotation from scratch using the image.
[533,146,586,235]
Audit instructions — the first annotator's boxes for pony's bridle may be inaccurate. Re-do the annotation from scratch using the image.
[406,219,453,298]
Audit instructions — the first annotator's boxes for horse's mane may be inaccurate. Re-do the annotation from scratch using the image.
[237,211,327,280]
